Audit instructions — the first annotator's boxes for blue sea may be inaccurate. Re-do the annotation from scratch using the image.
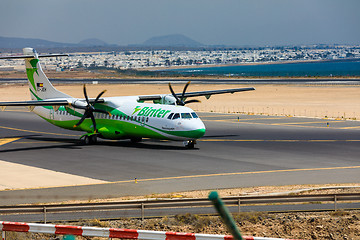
[163,61,360,77]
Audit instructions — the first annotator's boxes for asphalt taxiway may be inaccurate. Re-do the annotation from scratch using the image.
[0,108,360,205]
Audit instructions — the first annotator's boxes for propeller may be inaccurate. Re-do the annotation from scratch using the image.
[71,85,111,133]
[168,81,201,106]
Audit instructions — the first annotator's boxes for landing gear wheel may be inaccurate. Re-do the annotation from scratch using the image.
[130,137,142,143]
[90,134,97,144]
[83,135,97,145]
[83,136,90,145]
[183,140,196,149]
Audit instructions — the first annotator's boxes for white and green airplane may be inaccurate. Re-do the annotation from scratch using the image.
[0,48,254,148]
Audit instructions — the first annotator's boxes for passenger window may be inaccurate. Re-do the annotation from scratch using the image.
[181,113,192,119]
[191,112,199,118]
[167,113,174,119]
[146,117,149,122]
[172,113,180,120]
[142,117,145,122]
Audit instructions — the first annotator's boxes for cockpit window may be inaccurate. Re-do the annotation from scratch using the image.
[191,112,199,118]
[181,113,192,119]
[167,113,174,119]
[172,113,180,120]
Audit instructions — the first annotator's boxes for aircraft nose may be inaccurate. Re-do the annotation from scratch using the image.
[193,127,206,138]
[182,120,206,139]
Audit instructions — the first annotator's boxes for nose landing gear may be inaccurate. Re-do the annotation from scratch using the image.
[183,140,196,149]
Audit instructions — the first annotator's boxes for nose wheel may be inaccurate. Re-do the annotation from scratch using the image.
[183,140,196,149]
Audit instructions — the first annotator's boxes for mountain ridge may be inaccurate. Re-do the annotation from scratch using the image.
[0,36,111,49]
[142,34,203,47]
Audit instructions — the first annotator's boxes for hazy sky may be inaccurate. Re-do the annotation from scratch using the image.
[1,0,359,46]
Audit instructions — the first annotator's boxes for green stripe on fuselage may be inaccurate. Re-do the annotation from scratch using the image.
[38,103,204,140]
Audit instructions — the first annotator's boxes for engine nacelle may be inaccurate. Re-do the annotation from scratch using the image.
[154,95,178,105]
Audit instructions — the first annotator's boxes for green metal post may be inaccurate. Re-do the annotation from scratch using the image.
[208,191,244,240]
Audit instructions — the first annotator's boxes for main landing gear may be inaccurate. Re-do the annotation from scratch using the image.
[81,133,98,145]
[183,140,196,149]
[130,137,142,143]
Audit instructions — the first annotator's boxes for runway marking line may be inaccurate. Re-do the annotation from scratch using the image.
[199,139,360,142]
[2,165,360,192]
[3,109,30,113]
[0,138,21,146]
[0,125,79,137]
[132,165,360,184]
[339,126,360,129]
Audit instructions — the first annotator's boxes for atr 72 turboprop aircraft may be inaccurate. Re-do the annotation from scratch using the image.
[0,48,254,148]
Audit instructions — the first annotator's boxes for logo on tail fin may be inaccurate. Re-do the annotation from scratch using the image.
[36,83,46,92]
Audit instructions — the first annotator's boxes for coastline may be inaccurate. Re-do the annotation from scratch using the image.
[0,70,359,81]
[141,58,360,71]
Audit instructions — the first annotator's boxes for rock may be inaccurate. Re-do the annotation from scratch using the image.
[315,225,323,231]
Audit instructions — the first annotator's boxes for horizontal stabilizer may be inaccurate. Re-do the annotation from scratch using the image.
[0,54,68,59]
[0,98,104,107]
[0,99,70,107]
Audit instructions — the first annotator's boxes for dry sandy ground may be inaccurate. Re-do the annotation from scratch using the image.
[1,83,360,119]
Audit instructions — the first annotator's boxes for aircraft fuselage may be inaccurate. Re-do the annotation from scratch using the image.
[34,96,206,141]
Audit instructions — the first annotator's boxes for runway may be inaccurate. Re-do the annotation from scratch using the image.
[0,108,360,205]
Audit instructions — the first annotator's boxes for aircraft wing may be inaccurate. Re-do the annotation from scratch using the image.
[138,87,255,101]
[180,87,255,99]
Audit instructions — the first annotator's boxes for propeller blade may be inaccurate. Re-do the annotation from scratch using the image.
[73,87,109,132]
[83,84,90,105]
[168,83,178,100]
[184,99,201,104]
[90,112,97,133]
[74,112,88,127]
[94,90,107,103]
[168,82,182,105]
[181,81,191,101]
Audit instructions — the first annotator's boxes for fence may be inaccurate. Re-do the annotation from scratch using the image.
[0,193,359,223]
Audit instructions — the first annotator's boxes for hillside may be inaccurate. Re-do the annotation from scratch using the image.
[142,34,203,47]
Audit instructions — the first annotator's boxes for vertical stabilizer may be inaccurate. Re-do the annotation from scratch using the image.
[23,48,71,100]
